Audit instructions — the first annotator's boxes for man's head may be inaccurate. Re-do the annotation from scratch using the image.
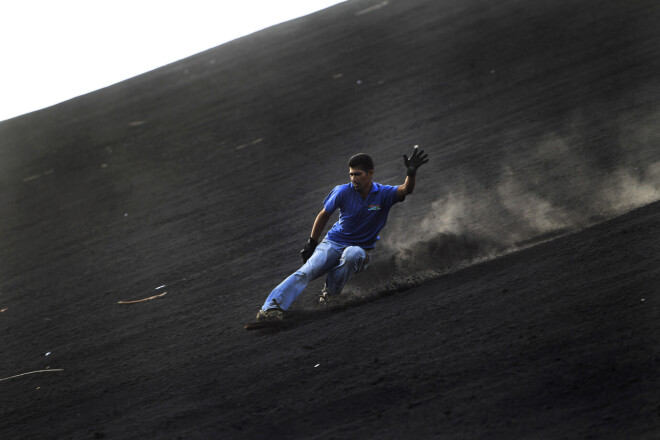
[348,153,375,193]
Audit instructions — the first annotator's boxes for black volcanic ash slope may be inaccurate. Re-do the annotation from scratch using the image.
[0,0,659,439]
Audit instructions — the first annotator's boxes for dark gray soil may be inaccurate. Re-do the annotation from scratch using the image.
[1,0,659,438]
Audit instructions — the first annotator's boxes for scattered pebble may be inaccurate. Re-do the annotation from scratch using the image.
[155,285,166,290]
[45,352,51,356]
[314,364,320,368]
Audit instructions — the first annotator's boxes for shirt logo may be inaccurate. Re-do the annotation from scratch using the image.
[368,204,381,211]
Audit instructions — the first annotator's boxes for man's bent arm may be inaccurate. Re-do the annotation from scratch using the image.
[310,209,332,241]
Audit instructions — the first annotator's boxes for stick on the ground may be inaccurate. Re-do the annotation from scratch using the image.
[0,369,64,382]
[118,292,167,304]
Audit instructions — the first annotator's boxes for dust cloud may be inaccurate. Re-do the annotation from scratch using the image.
[348,108,660,299]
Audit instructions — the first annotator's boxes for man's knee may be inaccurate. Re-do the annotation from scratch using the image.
[342,246,366,266]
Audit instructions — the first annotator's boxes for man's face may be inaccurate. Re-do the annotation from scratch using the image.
[349,167,374,191]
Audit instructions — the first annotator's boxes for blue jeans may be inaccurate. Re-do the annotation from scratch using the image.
[262,239,370,311]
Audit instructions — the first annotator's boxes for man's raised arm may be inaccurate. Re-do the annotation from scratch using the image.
[397,145,429,200]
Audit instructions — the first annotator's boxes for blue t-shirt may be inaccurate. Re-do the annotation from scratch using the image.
[323,182,401,249]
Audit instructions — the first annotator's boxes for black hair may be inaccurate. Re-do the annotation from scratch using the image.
[348,153,374,172]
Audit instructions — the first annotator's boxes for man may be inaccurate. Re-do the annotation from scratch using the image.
[256,146,429,321]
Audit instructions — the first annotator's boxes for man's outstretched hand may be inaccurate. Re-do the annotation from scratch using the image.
[403,145,429,176]
[300,237,318,263]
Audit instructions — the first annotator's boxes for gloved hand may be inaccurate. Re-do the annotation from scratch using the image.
[403,145,429,176]
[300,237,319,263]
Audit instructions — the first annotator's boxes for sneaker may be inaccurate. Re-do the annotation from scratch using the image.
[256,308,285,322]
[318,286,337,305]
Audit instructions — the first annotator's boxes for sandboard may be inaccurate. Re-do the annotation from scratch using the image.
[244,320,287,331]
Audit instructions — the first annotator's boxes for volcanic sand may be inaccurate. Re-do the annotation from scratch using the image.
[1,0,660,438]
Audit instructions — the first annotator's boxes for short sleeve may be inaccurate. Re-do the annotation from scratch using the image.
[323,185,344,213]
[383,184,401,208]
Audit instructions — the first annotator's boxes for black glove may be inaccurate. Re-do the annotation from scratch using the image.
[300,237,319,263]
[403,145,429,176]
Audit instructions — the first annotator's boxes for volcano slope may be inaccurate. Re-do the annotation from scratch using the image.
[1,0,660,438]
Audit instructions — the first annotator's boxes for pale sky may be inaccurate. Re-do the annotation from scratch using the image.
[0,0,345,122]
